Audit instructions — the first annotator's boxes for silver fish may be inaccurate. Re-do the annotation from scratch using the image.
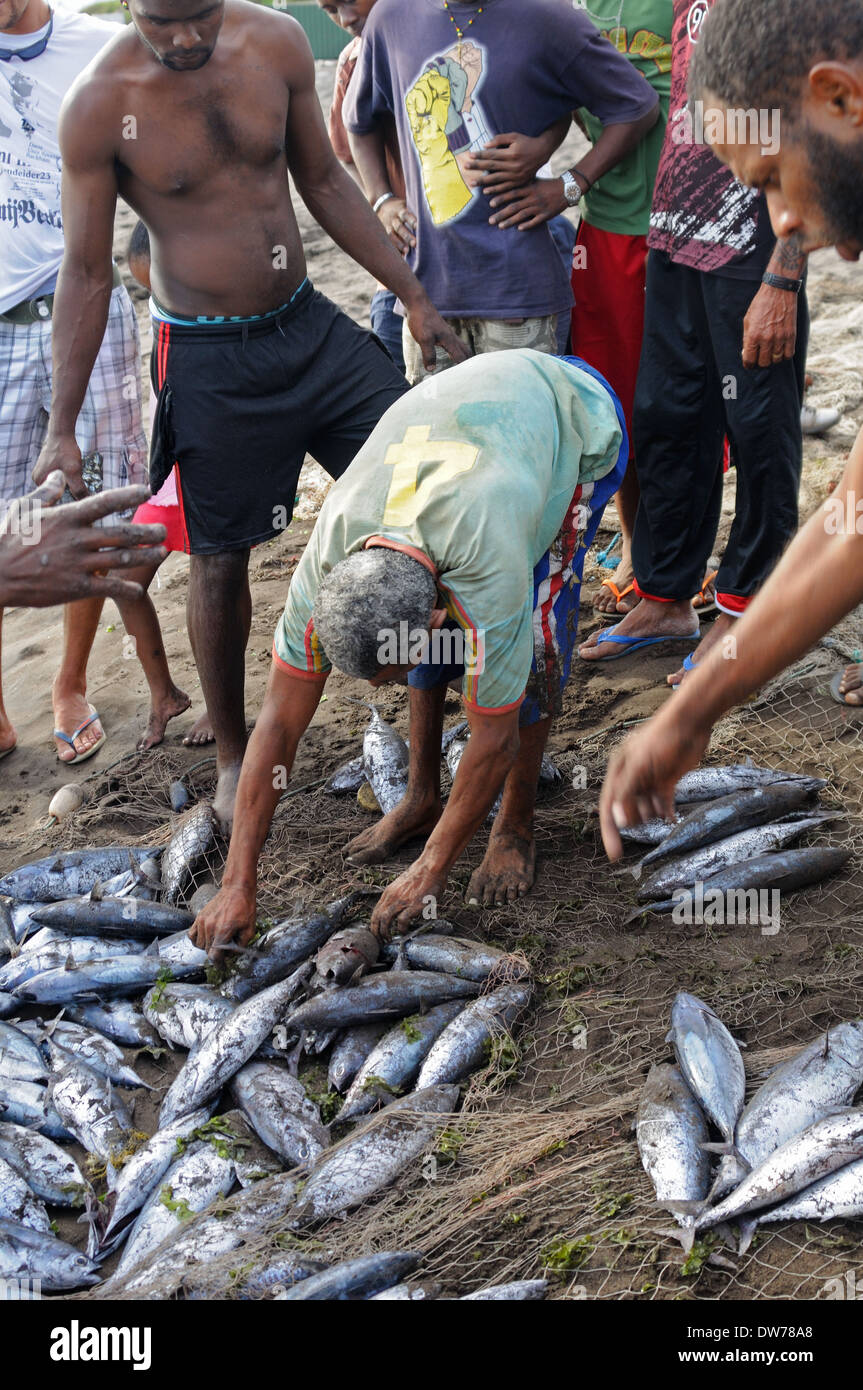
[161,803,218,905]
[102,1106,216,1241]
[416,983,532,1087]
[636,1064,711,1232]
[229,1060,329,1168]
[49,1058,134,1162]
[159,963,313,1126]
[277,1250,420,1301]
[0,934,142,992]
[372,1279,441,1301]
[0,1077,72,1140]
[325,754,366,795]
[667,992,745,1145]
[224,1110,283,1188]
[312,925,380,988]
[114,1141,235,1278]
[692,1110,863,1251]
[0,1020,49,1084]
[746,1156,863,1234]
[65,999,162,1050]
[327,1024,387,1093]
[340,1001,465,1122]
[637,814,836,900]
[221,894,363,1002]
[143,982,235,1050]
[147,928,209,979]
[0,1216,100,1290]
[0,1120,88,1206]
[461,1279,549,1300]
[673,765,824,803]
[284,970,480,1036]
[362,704,409,815]
[239,1252,331,1298]
[0,847,158,903]
[42,1027,150,1091]
[640,783,818,869]
[381,934,517,982]
[14,952,169,1005]
[32,897,194,938]
[289,1085,459,1227]
[0,1154,51,1232]
[712,1021,863,1198]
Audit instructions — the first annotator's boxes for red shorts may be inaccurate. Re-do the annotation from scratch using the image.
[570,222,648,459]
[133,495,187,553]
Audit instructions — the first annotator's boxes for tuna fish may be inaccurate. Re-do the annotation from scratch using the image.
[113,1142,236,1278]
[0,848,158,903]
[143,982,235,1050]
[288,1085,459,1226]
[41,1024,150,1090]
[312,925,380,988]
[0,1120,88,1206]
[49,1059,134,1163]
[666,992,746,1145]
[325,754,366,795]
[461,1280,549,1300]
[711,1021,863,1198]
[31,897,194,938]
[147,929,209,979]
[0,1020,49,1084]
[0,1216,100,1290]
[416,983,532,1087]
[339,1001,465,1122]
[381,934,516,982]
[636,1063,711,1232]
[64,999,162,1050]
[220,894,364,1002]
[277,1250,419,1300]
[640,783,819,869]
[0,934,142,992]
[230,1060,329,1167]
[637,814,836,900]
[159,964,313,1126]
[14,953,169,1005]
[284,971,480,1037]
[239,1253,331,1297]
[0,1078,73,1140]
[0,1154,51,1232]
[101,1106,215,1242]
[327,1024,387,1093]
[691,1110,863,1250]
[672,765,824,803]
[160,803,218,905]
[362,705,409,815]
[744,1156,863,1237]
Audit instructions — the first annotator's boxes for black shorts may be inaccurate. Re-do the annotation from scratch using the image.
[149,281,409,554]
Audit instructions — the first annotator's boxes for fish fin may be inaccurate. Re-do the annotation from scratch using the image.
[736,1218,758,1256]
[663,1028,675,1045]
[700,1141,749,1167]
[658,1198,705,1217]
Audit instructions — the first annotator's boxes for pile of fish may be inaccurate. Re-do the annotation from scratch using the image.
[0,826,532,1296]
[325,706,561,814]
[637,992,863,1255]
[620,763,848,919]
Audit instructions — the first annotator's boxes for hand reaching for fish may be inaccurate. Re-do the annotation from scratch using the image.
[599,712,712,861]
[189,883,257,963]
[369,858,448,941]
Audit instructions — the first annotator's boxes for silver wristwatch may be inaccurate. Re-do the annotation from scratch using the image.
[561,170,584,207]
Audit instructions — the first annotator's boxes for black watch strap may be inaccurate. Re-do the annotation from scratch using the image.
[762,271,802,293]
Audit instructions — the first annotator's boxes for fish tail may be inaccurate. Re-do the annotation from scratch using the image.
[737,1217,758,1256]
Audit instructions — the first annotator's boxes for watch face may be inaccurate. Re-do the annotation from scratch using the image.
[563,176,582,206]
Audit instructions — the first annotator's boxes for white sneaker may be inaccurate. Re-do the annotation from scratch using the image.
[801,404,840,434]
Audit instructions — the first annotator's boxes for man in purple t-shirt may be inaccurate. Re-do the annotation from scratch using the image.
[580,0,809,687]
[343,0,659,383]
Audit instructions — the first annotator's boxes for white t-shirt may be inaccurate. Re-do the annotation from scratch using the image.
[0,6,117,313]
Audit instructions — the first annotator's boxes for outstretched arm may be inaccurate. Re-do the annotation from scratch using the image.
[284,35,467,372]
[33,82,120,496]
[599,422,863,858]
[191,662,327,960]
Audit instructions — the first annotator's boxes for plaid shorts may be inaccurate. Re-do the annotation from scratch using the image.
[402,313,558,386]
[0,286,148,521]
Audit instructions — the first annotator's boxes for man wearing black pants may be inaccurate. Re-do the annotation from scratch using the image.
[580,0,807,684]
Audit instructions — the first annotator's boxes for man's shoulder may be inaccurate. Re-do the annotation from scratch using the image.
[52,6,125,59]
[226,0,312,47]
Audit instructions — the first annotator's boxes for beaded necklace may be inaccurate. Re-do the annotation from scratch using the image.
[442,1,483,60]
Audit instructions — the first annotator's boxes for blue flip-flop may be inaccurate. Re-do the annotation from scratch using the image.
[584,624,700,663]
[671,651,699,692]
[54,703,106,765]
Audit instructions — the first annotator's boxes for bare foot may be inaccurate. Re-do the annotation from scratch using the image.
[593,555,637,615]
[136,686,192,752]
[667,612,736,688]
[835,662,863,706]
[345,795,443,866]
[0,711,17,756]
[213,762,243,836]
[466,825,537,906]
[183,712,215,747]
[579,597,699,662]
[53,688,103,762]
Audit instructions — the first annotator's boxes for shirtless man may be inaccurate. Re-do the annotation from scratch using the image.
[33,0,465,827]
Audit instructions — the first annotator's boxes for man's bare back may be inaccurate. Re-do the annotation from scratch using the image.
[62,1,321,316]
